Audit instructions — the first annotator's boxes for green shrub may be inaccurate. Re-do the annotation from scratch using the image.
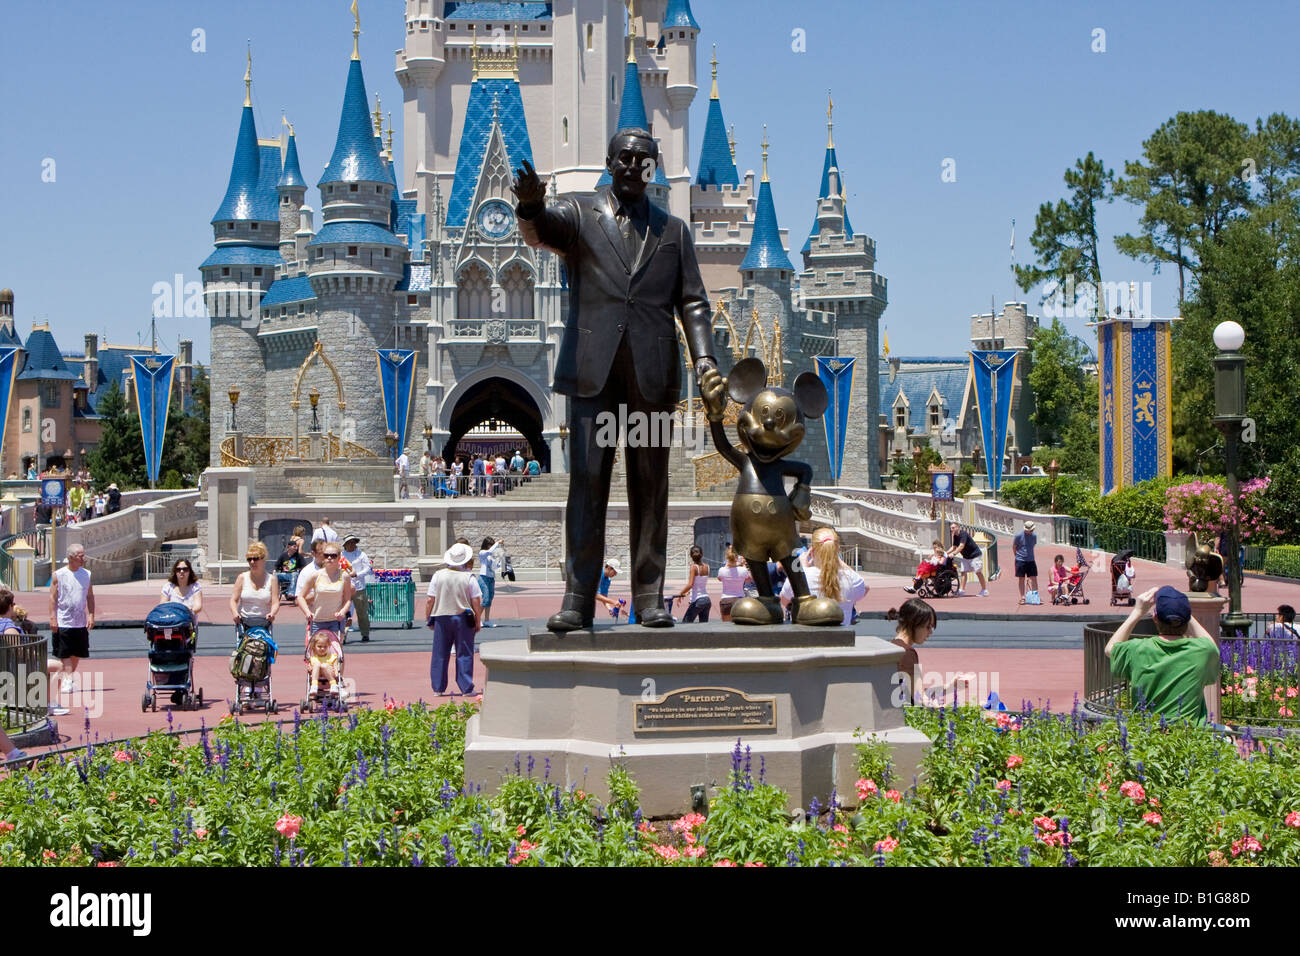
[1264,545,1300,579]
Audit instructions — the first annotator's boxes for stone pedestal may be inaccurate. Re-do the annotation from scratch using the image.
[1188,592,1226,723]
[203,467,254,582]
[464,624,932,817]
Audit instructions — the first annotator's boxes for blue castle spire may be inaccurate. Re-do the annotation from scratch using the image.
[663,0,701,30]
[212,105,264,222]
[802,95,854,253]
[278,129,305,189]
[320,58,390,186]
[597,57,668,187]
[741,130,793,272]
[696,46,738,187]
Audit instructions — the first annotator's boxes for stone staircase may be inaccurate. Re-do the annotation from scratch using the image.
[460,446,735,502]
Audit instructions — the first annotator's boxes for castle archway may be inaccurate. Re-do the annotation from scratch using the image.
[444,376,548,472]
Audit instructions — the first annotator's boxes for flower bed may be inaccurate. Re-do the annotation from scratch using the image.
[1,702,1298,866]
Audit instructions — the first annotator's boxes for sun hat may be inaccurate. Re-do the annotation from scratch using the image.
[605,558,621,573]
[443,542,474,568]
[343,534,360,547]
[1024,521,1035,532]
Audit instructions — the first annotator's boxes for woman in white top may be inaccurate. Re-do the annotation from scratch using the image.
[716,547,752,622]
[296,542,354,646]
[674,545,711,623]
[780,527,868,626]
[160,559,203,615]
[229,541,279,625]
[478,537,503,627]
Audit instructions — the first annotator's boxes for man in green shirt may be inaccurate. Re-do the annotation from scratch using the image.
[1105,585,1220,723]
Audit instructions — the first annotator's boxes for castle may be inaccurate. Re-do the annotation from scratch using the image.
[203,0,1032,489]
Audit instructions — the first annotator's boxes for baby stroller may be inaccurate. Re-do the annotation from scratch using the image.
[1051,547,1091,605]
[230,616,278,716]
[302,627,348,714]
[143,602,202,712]
[1110,550,1136,606]
[911,556,960,598]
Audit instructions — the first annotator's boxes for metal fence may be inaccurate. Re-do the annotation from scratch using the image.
[1084,613,1300,730]
[1,631,47,735]
[1056,518,1167,564]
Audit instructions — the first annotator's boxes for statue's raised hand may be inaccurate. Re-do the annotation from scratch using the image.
[512,158,546,206]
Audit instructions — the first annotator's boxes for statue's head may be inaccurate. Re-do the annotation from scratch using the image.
[726,357,828,463]
[606,128,658,203]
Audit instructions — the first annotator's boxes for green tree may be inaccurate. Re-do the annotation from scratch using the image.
[86,381,146,489]
[1114,111,1253,303]
[1026,318,1092,447]
[1013,152,1114,321]
[890,443,944,493]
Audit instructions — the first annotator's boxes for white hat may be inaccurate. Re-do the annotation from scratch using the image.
[1024,521,1036,532]
[443,542,473,567]
[604,558,621,573]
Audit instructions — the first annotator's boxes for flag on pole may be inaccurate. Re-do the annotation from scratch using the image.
[815,357,855,484]
[375,349,416,457]
[0,348,19,470]
[882,326,890,359]
[1010,218,1015,262]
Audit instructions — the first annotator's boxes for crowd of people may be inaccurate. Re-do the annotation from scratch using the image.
[396,448,543,499]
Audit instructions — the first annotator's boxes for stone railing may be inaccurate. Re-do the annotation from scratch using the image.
[823,487,935,517]
[967,498,1059,539]
[54,491,200,584]
[805,489,946,575]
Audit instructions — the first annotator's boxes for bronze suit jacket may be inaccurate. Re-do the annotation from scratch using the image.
[517,187,715,406]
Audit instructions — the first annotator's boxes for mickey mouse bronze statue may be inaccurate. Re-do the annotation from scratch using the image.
[699,358,843,626]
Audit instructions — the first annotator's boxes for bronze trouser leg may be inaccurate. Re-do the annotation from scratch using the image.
[564,395,619,620]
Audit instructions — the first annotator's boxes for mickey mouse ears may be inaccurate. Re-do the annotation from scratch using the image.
[793,371,829,417]
[726,357,768,406]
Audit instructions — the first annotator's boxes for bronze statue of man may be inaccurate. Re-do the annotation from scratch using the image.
[513,128,722,630]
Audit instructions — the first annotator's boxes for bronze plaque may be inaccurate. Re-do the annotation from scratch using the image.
[634,686,777,733]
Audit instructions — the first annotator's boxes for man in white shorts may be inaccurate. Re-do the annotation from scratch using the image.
[946,521,989,597]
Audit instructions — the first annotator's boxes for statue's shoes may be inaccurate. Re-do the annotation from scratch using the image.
[636,606,675,628]
[546,609,592,632]
[794,595,844,626]
[729,596,782,625]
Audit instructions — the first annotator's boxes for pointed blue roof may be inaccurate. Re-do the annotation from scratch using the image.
[741,180,793,272]
[18,328,80,381]
[597,60,668,187]
[696,97,737,187]
[444,2,553,19]
[801,145,855,253]
[278,132,305,189]
[320,59,391,186]
[0,324,22,349]
[663,0,701,30]
[213,106,278,222]
[446,79,536,227]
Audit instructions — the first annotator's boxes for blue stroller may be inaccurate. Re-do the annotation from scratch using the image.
[143,602,202,712]
[230,616,279,716]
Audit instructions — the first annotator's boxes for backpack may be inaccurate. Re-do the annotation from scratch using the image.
[230,628,276,682]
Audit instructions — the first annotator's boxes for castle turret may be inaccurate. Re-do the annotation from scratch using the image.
[395,0,447,211]
[83,333,99,391]
[658,0,700,220]
[307,16,406,453]
[277,122,307,272]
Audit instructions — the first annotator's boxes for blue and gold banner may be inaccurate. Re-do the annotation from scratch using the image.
[1098,319,1172,494]
[376,349,417,457]
[969,350,1019,496]
[0,347,18,467]
[130,354,176,487]
[815,356,855,484]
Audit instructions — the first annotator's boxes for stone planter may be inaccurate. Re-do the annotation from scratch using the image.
[1164,530,1190,568]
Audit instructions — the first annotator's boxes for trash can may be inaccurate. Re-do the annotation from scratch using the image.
[368,572,415,628]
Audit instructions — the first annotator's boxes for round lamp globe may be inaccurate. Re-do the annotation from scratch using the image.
[1213,320,1245,351]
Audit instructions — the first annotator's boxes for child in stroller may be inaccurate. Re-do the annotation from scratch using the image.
[230,616,278,715]
[143,602,201,712]
[1050,550,1091,605]
[905,541,959,598]
[308,633,341,697]
[1110,550,1136,606]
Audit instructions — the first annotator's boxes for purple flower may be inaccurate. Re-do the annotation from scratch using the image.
[442,834,458,867]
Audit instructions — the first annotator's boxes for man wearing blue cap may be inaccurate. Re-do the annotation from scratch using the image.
[1105,585,1221,723]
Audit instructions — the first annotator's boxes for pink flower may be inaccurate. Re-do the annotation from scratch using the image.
[1231,836,1262,858]
[113,750,132,762]
[1142,812,1163,827]
[1118,781,1146,803]
[672,812,707,834]
[1006,755,1023,770]
[1209,850,1228,867]
[1040,831,1070,848]
[743,861,767,867]
[1284,812,1300,828]
[874,837,899,853]
[683,845,706,859]
[383,699,403,712]
[275,813,303,840]
[1281,707,1295,718]
[885,790,902,803]
[516,825,526,836]
[42,849,57,861]
[96,861,121,867]
[651,844,680,861]
[637,821,656,835]
[0,821,13,833]
[1033,816,1057,832]
[995,780,1011,791]
[194,828,208,840]
[1148,798,1160,808]
[712,859,738,867]
[856,778,879,800]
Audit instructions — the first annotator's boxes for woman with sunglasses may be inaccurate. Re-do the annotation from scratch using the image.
[296,544,354,649]
[160,559,203,615]
[229,542,280,626]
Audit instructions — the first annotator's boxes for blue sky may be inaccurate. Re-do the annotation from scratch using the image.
[2,0,1296,364]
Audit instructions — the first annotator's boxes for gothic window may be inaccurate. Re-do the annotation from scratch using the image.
[930,403,941,430]
[894,404,906,429]
[562,117,569,144]
[610,75,616,102]
[348,246,358,256]
[586,24,593,50]
[456,262,492,319]
[21,408,31,433]
[250,222,259,230]
[499,263,535,319]
[349,184,359,192]
[44,384,60,408]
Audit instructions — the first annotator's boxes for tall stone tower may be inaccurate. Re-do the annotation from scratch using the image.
[797,98,887,488]
[307,35,408,453]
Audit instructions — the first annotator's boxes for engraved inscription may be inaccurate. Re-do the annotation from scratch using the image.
[634,686,776,733]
